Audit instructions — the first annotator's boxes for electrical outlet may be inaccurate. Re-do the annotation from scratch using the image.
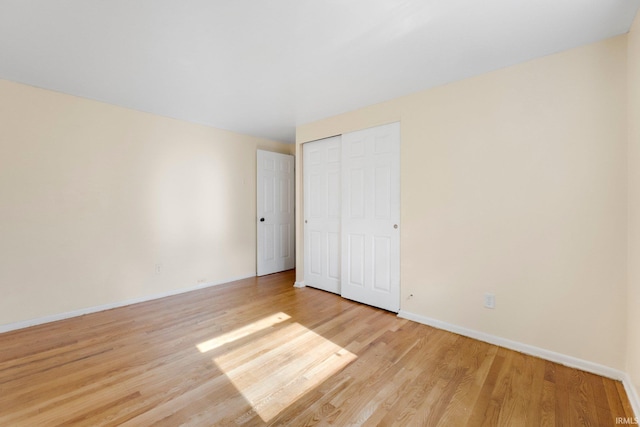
[484,293,495,309]
[155,263,162,274]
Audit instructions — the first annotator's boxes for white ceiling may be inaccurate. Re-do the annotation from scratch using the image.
[0,1,638,143]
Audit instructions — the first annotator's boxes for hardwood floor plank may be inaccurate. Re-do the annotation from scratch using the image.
[495,352,527,426]
[480,348,515,427]
[375,333,461,425]
[429,338,495,426]
[0,270,633,426]
[521,355,546,427]
[616,380,636,418]
[540,379,557,427]
[467,351,507,426]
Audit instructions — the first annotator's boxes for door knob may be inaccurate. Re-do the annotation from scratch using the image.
[394,224,398,229]
[260,218,265,222]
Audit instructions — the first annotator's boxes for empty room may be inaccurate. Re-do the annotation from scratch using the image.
[1,1,640,425]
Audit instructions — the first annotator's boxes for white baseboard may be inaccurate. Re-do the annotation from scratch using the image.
[399,310,640,417]
[399,309,640,417]
[0,273,255,334]
[623,373,640,419]
[293,281,306,288]
[397,310,627,381]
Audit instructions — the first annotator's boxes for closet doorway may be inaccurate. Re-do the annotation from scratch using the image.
[303,123,400,312]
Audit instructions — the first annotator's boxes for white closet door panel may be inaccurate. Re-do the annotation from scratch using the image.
[327,168,341,218]
[303,136,341,294]
[310,231,322,275]
[341,122,400,312]
[327,232,341,280]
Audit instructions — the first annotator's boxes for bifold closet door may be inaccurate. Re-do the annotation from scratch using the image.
[303,137,341,294]
[341,122,400,312]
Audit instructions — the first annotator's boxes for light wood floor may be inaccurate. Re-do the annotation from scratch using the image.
[0,270,634,426]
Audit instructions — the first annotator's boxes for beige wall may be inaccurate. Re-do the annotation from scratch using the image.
[296,36,628,369]
[0,79,290,327]
[628,12,640,400]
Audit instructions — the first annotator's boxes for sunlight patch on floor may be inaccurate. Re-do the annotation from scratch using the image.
[196,312,291,353]
[202,314,357,423]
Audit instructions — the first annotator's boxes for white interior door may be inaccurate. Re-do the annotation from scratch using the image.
[341,122,400,312]
[257,150,295,276]
[303,137,341,294]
